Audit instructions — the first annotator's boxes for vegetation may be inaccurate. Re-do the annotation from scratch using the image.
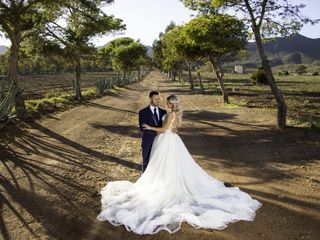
[0,0,125,119]
[182,14,248,103]
[153,14,247,104]
[251,67,268,85]
[21,72,145,118]
[182,0,319,129]
[0,1,150,124]
[178,70,320,129]
[295,65,308,75]
[273,64,320,75]
[98,37,150,80]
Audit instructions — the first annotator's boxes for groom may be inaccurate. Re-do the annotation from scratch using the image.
[138,91,167,172]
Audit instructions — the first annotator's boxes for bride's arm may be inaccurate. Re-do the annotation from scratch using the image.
[142,113,174,133]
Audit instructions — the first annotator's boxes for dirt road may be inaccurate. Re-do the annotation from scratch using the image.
[1,71,319,240]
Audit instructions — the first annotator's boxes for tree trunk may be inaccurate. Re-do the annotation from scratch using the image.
[209,57,229,104]
[187,62,194,90]
[197,71,205,94]
[173,70,177,81]
[253,27,287,128]
[178,70,182,83]
[138,67,141,81]
[129,71,132,83]
[7,34,26,117]
[74,56,83,101]
[0,77,6,100]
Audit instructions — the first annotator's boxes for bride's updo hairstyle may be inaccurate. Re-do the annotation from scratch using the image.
[167,95,183,122]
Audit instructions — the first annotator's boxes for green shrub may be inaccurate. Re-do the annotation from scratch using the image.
[250,67,268,85]
[278,70,289,76]
[295,65,308,75]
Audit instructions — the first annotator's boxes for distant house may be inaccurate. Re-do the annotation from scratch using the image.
[235,65,245,74]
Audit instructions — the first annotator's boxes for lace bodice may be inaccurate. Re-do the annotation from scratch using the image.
[162,112,177,131]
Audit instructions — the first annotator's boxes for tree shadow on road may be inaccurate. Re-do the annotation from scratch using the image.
[90,123,141,139]
[179,110,319,183]
[84,101,137,115]
[0,121,141,240]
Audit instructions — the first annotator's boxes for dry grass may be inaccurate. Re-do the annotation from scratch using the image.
[180,71,320,129]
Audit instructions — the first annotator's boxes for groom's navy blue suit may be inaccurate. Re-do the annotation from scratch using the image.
[139,106,167,172]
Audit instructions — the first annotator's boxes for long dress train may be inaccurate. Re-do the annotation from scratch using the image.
[97,112,262,234]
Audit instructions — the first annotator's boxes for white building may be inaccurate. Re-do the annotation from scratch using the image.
[235,65,245,74]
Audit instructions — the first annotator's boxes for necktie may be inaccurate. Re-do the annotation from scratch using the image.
[153,108,159,124]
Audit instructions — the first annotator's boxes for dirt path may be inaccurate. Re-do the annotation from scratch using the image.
[0,71,319,240]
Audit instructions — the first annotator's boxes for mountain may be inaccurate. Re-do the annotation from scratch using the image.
[242,34,320,67]
[0,45,8,55]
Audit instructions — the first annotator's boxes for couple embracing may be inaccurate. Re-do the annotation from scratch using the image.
[96,91,262,235]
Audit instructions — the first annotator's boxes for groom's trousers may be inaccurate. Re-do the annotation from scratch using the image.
[141,135,155,172]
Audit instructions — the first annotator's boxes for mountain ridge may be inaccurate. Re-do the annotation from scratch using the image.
[1,34,319,65]
[243,34,320,66]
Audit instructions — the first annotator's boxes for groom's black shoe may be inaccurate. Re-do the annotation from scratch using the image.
[142,163,148,173]
[224,182,234,187]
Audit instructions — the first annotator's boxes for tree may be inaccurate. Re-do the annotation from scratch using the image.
[152,37,165,72]
[182,0,319,128]
[97,37,134,72]
[161,26,185,83]
[0,0,124,119]
[0,0,52,117]
[182,13,248,103]
[153,22,185,81]
[0,0,120,116]
[171,26,205,91]
[39,2,125,100]
[111,40,148,79]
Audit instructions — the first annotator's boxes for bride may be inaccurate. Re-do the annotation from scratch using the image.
[96,94,262,235]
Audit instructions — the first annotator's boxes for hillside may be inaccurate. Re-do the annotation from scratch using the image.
[243,34,320,67]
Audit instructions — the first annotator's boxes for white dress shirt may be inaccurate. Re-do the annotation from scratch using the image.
[149,105,160,121]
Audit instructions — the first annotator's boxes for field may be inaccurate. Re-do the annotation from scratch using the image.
[19,72,117,100]
[0,71,319,240]
[2,68,318,129]
[180,71,320,128]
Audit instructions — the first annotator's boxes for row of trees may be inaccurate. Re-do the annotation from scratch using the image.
[0,38,151,77]
[1,0,124,117]
[154,0,318,129]
[0,50,108,75]
[97,37,151,81]
[0,0,149,122]
[153,14,248,104]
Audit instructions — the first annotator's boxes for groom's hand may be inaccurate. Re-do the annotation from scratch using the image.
[172,127,178,133]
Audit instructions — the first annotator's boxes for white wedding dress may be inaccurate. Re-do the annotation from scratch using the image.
[97,112,262,235]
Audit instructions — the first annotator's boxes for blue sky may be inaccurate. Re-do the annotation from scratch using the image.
[0,0,319,47]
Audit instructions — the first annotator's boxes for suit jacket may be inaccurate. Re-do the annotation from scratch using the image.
[139,106,167,146]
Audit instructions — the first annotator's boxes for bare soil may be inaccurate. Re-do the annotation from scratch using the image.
[0,71,319,240]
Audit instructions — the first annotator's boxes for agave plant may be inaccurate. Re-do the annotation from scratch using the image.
[95,78,114,95]
[0,79,17,123]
